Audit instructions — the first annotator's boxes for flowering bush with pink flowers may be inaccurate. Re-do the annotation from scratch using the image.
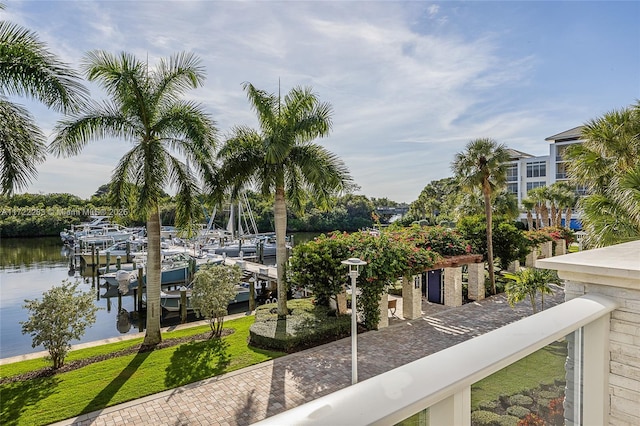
[290,226,472,330]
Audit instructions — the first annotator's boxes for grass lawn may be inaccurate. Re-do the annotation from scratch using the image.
[0,316,284,426]
[471,339,567,410]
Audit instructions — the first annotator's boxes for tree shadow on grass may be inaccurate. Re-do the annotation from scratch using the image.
[81,350,151,414]
[164,337,230,388]
[0,376,60,425]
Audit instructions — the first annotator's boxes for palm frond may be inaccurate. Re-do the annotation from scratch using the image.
[0,98,45,194]
[242,82,277,133]
[153,52,206,103]
[50,102,137,157]
[0,21,88,113]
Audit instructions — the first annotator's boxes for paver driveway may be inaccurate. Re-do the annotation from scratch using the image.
[53,289,565,426]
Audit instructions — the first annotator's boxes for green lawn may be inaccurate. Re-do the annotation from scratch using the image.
[0,316,284,426]
[471,339,567,410]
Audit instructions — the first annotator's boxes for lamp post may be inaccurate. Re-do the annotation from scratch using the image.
[249,274,257,311]
[341,257,367,385]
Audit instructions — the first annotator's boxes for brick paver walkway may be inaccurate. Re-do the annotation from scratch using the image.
[52,289,565,426]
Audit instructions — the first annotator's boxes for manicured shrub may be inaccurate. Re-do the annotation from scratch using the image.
[506,405,530,419]
[471,410,501,426]
[249,299,351,352]
[508,394,534,407]
[478,400,499,411]
[498,415,520,426]
[537,390,559,400]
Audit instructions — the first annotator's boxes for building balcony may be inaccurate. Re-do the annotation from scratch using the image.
[256,240,640,426]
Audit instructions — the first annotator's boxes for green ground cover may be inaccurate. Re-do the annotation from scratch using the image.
[250,298,351,352]
[396,340,567,425]
[0,316,284,426]
[471,340,567,410]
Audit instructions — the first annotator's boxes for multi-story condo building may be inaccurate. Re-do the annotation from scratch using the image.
[503,126,586,229]
[505,148,550,206]
[545,125,588,195]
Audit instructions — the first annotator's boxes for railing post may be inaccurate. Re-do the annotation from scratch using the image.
[582,313,610,424]
[429,387,470,425]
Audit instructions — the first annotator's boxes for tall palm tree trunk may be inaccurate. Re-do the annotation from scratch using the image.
[534,206,542,229]
[274,183,288,318]
[526,211,533,230]
[555,208,563,228]
[483,183,496,294]
[550,204,558,227]
[142,204,162,347]
[540,205,549,228]
[565,207,573,228]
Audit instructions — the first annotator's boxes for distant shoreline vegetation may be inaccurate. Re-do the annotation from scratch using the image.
[0,191,399,238]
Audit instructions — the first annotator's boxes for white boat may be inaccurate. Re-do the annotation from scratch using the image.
[60,216,111,244]
[159,282,254,312]
[204,234,290,258]
[102,253,223,291]
[76,224,144,245]
[83,240,146,266]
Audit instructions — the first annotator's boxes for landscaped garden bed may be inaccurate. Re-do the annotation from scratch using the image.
[249,298,352,352]
[471,340,567,425]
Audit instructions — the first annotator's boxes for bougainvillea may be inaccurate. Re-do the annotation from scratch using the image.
[539,226,576,245]
[289,226,472,330]
[524,229,553,246]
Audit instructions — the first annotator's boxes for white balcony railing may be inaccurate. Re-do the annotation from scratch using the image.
[255,293,618,425]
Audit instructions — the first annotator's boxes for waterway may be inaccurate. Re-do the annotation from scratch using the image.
[0,233,319,359]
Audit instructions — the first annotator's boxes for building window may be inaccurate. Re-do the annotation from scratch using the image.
[506,164,518,182]
[526,161,546,178]
[526,181,546,191]
[576,185,588,196]
[556,145,569,162]
[507,182,518,195]
[556,162,568,180]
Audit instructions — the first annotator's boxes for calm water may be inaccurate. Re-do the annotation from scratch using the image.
[0,237,149,359]
[0,232,320,359]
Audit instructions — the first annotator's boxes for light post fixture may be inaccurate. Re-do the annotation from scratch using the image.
[341,257,367,385]
[248,274,257,311]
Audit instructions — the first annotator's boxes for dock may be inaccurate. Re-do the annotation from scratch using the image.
[222,257,277,281]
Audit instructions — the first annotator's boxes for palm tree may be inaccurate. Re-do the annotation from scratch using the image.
[452,138,510,294]
[505,267,560,313]
[0,11,87,195]
[549,182,577,228]
[50,51,217,347]
[527,186,550,228]
[566,102,640,246]
[216,83,351,318]
[521,197,535,230]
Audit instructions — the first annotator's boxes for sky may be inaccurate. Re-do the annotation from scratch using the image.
[5,1,640,203]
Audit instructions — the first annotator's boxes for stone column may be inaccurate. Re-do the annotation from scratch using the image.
[538,240,640,425]
[525,247,538,267]
[336,287,348,315]
[507,260,520,273]
[443,267,462,307]
[555,239,567,256]
[378,292,389,329]
[402,275,422,320]
[467,262,485,301]
[540,240,553,259]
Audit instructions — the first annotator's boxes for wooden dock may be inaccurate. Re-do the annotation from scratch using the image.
[222,257,277,281]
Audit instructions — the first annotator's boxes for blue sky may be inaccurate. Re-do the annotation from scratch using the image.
[6,1,639,203]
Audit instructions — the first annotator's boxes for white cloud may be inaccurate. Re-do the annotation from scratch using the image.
[9,1,638,202]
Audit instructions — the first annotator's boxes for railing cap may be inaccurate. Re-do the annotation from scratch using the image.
[537,240,640,289]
